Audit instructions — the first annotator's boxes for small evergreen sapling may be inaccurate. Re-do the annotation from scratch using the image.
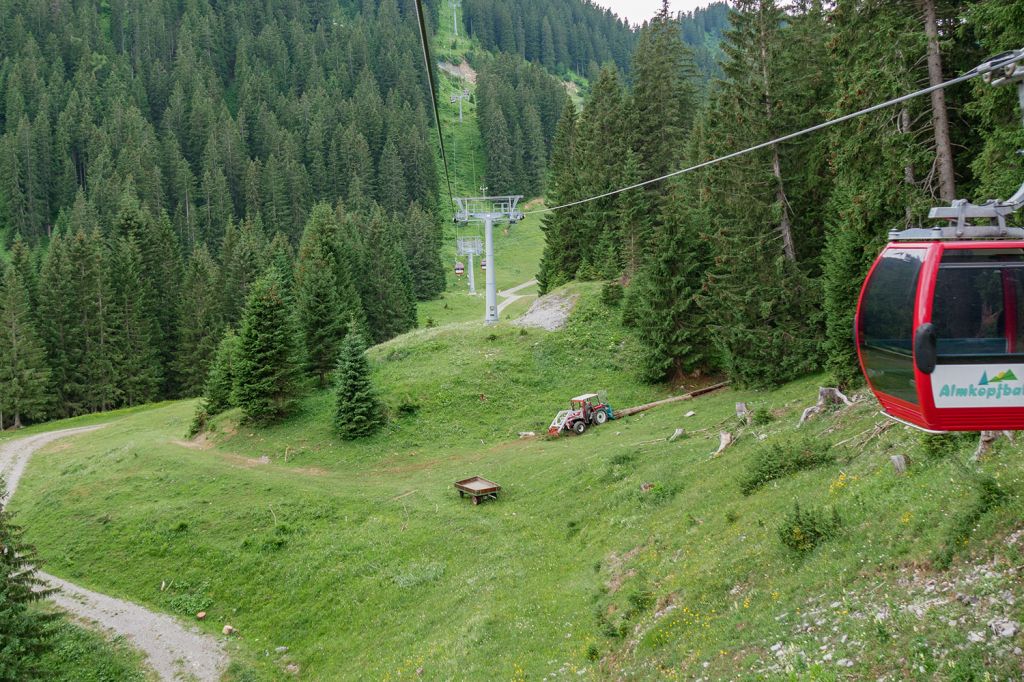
[203,328,241,415]
[333,330,386,439]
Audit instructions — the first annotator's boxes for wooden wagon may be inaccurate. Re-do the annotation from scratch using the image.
[454,476,501,505]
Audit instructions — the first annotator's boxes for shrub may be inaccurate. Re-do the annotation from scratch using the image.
[739,436,834,495]
[933,473,1007,568]
[778,502,842,553]
[752,407,774,425]
[186,407,208,438]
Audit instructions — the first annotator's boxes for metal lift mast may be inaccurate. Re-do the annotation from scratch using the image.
[454,196,523,324]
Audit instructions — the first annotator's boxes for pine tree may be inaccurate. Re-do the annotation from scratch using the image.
[176,245,224,396]
[537,98,579,294]
[0,266,51,429]
[233,267,304,423]
[333,329,386,439]
[107,237,162,407]
[0,494,57,678]
[403,203,446,301]
[359,208,418,343]
[630,0,698,183]
[297,250,344,386]
[822,0,937,384]
[203,327,241,415]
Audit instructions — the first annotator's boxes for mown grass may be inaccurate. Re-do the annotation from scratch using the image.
[11,285,1024,680]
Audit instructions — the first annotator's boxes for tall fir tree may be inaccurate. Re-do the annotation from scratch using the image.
[403,203,446,301]
[176,245,224,397]
[822,0,937,384]
[333,328,386,439]
[107,236,163,407]
[233,267,304,423]
[0,265,51,428]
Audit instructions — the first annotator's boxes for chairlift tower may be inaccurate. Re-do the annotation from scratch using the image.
[454,195,523,323]
[456,236,482,294]
[451,89,470,123]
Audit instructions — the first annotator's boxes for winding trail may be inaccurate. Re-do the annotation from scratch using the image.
[0,426,229,681]
[497,278,538,315]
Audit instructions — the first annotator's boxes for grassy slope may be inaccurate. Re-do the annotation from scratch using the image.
[11,284,1024,680]
[38,619,150,681]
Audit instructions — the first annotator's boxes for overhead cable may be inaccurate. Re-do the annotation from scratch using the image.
[525,48,1024,216]
[412,0,455,207]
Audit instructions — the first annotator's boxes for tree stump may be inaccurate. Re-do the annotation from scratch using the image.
[889,454,908,474]
[799,387,855,426]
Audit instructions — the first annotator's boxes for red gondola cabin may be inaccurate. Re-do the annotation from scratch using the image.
[856,239,1024,432]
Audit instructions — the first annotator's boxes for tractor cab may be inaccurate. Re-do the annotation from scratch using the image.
[549,393,614,435]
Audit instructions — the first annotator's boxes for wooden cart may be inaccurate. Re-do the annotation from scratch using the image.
[454,476,501,505]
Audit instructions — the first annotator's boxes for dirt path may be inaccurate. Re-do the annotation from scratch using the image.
[0,426,229,681]
[497,279,538,315]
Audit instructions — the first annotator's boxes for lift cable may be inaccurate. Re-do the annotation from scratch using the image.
[524,48,1024,217]
[413,0,455,208]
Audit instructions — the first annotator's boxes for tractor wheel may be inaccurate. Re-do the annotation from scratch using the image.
[572,420,587,435]
[593,410,608,425]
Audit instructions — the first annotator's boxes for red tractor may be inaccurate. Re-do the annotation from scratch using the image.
[548,393,614,435]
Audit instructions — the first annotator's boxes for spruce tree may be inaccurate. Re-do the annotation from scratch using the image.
[233,267,304,423]
[0,492,57,678]
[333,329,386,439]
[176,245,224,397]
[107,237,163,407]
[203,328,241,415]
[295,204,366,385]
[537,98,579,294]
[0,266,51,429]
[403,203,446,301]
[359,209,418,344]
[822,0,937,384]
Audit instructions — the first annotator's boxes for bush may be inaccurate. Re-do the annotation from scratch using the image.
[752,407,774,425]
[933,473,1007,569]
[186,407,208,438]
[739,436,834,495]
[778,502,842,553]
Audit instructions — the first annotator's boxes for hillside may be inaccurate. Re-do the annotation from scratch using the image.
[7,285,1024,679]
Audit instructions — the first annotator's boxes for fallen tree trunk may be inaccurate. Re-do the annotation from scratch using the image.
[614,382,730,419]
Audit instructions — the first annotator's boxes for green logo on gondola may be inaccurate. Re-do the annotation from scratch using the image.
[980,369,1018,385]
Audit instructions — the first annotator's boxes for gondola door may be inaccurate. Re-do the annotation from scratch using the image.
[919,243,1024,431]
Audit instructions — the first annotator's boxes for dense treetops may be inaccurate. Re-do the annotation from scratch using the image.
[462,0,635,76]
[543,0,1022,388]
[0,0,441,247]
[0,0,448,426]
[475,55,568,197]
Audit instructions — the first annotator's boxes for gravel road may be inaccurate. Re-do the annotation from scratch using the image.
[0,426,229,681]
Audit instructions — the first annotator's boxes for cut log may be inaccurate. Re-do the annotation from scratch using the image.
[972,430,1008,462]
[736,402,751,425]
[711,431,733,457]
[890,454,908,474]
[613,382,729,419]
[668,428,685,442]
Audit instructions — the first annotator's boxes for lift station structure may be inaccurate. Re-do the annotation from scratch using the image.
[454,195,523,323]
